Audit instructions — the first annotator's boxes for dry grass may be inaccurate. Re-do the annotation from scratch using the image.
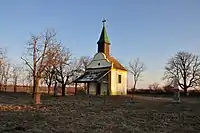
[0,92,200,133]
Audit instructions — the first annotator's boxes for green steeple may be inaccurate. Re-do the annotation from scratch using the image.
[97,19,110,45]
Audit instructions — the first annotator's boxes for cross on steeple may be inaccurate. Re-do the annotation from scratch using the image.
[102,19,106,26]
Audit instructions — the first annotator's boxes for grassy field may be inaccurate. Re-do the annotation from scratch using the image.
[0,92,200,133]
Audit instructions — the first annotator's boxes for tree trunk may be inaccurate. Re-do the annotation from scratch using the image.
[14,85,17,92]
[132,81,136,99]
[4,84,7,92]
[61,83,66,96]
[183,74,188,96]
[54,81,57,97]
[33,78,41,104]
[87,83,89,94]
[32,78,36,98]
[184,88,188,96]
[4,80,7,91]
[75,83,77,95]
[48,84,51,95]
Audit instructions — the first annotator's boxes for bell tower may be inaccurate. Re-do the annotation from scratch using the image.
[97,19,111,56]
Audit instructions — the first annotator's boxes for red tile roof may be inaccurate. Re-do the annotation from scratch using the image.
[106,56,127,71]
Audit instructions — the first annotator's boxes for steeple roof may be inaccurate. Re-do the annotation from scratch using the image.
[97,19,110,45]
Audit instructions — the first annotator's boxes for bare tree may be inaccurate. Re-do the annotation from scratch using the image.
[0,49,10,91]
[79,56,92,90]
[0,50,4,91]
[79,56,92,72]
[12,65,21,92]
[20,66,29,88]
[55,47,72,96]
[55,47,82,96]
[42,44,61,94]
[43,66,56,94]
[26,70,33,93]
[148,83,160,90]
[164,51,200,96]
[21,29,58,104]
[128,58,146,96]
[3,62,10,91]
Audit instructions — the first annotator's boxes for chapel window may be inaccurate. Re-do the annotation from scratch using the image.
[118,75,121,83]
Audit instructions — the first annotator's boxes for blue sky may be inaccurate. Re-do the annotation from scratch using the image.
[0,0,200,88]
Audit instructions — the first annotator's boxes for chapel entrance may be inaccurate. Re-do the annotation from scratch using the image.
[96,83,101,95]
[74,70,110,96]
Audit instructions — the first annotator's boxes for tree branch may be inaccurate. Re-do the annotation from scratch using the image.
[21,57,34,72]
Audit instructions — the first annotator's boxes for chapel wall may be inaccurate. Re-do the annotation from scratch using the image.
[110,69,127,95]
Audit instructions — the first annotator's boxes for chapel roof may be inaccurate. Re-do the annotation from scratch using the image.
[74,70,109,83]
[106,56,127,71]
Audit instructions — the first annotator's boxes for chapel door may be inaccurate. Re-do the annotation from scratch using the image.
[96,83,101,95]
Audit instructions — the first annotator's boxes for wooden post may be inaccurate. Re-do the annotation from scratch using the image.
[75,83,77,95]
[87,83,90,94]
[107,72,111,95]
[87,83,91,106]
[106,83,109,95]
